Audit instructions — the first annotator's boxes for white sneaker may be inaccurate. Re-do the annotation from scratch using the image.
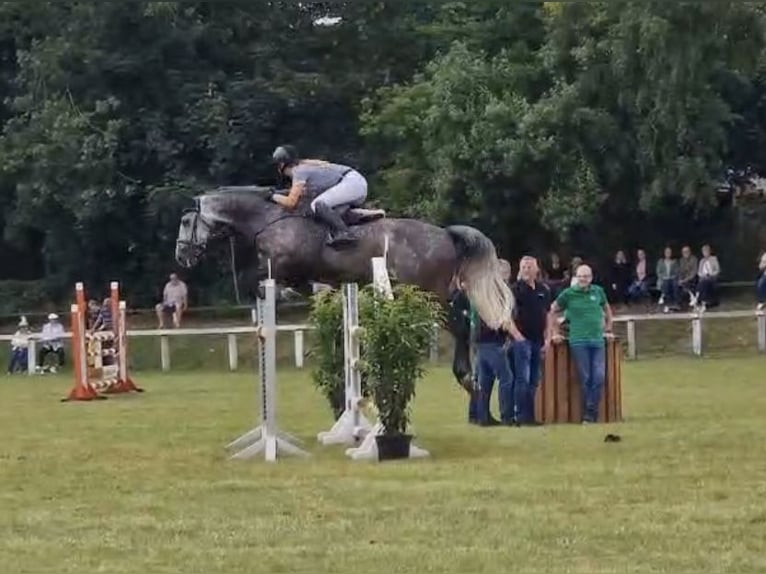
[658,295,665,306]
[689,293,698,308]
[757,303,764,312]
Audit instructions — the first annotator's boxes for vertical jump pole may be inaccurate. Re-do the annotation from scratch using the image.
[227,278,308,462]
[344,257,430,461]
[62,301,102,402]
[317,282,373,445]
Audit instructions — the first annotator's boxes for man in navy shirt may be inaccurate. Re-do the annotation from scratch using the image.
[511,256,551,426]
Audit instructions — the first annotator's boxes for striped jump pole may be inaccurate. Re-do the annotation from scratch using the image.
[62,281,141,402]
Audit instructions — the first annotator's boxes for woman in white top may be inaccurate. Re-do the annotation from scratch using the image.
[693,244,720,310]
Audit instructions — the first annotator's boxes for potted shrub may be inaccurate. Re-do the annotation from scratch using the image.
[358,284,443,461]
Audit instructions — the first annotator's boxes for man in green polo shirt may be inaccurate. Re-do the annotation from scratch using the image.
[547,264,614,423]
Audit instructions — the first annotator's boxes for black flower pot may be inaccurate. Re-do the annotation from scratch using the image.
[375,434,413,461]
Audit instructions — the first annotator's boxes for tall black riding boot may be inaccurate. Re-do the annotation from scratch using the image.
[314,202,356,246]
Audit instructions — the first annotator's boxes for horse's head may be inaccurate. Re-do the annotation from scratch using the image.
[175,188,284,268]
[175,198,215,268]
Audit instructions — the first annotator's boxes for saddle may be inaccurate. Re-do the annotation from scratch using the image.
[335,205,386,226]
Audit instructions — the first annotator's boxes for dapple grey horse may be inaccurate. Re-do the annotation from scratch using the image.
[175,186,513,395]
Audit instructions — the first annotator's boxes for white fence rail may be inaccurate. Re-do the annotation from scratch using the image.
[1,311,764,374]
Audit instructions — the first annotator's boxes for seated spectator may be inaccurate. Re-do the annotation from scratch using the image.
[155,273,188,329]
[656,246,680,312]
[757,251,766,311]
[607,250,632,304]
[86,299,101,330]
[8,316,31,375]
[39,313,65,372]
[91,297,113,333]
[678,245,699,306]
[693,244,721,311]
[626,248,651,302]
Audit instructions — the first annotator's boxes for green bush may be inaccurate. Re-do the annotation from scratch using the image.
[307,288,348,419]
[358,284,443,436]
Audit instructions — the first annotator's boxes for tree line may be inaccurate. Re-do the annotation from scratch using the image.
[1,1,764,313]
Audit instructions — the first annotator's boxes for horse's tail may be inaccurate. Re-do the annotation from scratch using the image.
[446,225,514,331]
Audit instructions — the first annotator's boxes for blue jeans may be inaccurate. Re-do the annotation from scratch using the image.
[476,342,514,423]
[512,340,543,423]
[757,275,766,303]
[8,348,27,373]
[660,279,679,306]
[570,342,606,423]
[627,279,649,301]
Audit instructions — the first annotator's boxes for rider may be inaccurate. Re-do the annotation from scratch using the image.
[270,144,368,246]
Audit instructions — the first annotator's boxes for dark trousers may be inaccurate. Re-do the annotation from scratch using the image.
[659,279,679,306]
[570,342,606,423]
[757,275,766,303]
[39,346,65,367]
[697,278,718,305]
[8,348,28,373]
[512,340,543,423]
[627,279,649,302]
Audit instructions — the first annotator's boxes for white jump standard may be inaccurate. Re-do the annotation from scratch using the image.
[319,255,430,461]
[227,278,309,462]
[317,283,374,446]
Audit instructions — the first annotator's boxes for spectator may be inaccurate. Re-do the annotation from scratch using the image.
[693,244,721,311]
[544,252,567,298]
[656,246,680,313]
[91,297,113,333]
[627,248,650,303]
[569,256,584,287]
[547,264,614,424]
[39,313,65,372]
[155,273,188,329]
[607,250,632,305]
[8,317,31,375]
[86,299,101,330]
[510,256,551,426]
[470,288,524,427]
[757,251,766,311]
[678,245,699,307]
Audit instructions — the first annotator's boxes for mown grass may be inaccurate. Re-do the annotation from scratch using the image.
[1,357,766,574]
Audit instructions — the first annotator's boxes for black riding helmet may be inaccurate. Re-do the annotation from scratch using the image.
[272,145,300,173]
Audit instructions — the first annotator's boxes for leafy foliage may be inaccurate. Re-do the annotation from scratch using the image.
[357,285,443,436]
[307,288,348,420]
[1,2,766,309]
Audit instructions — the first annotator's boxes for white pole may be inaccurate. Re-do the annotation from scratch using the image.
[293,330,304,369]
[691,317,703,357]
[228,334,239,371]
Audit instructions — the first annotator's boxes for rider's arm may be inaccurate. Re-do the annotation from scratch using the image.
[271,181,305,210]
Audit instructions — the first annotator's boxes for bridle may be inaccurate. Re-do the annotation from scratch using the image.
[175,200,222,261]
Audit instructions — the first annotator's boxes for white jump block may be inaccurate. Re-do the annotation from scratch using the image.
[345,423,430,461]
[318,409,374,446]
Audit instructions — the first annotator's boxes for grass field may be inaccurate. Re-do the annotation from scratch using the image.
[1,358,766,574]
